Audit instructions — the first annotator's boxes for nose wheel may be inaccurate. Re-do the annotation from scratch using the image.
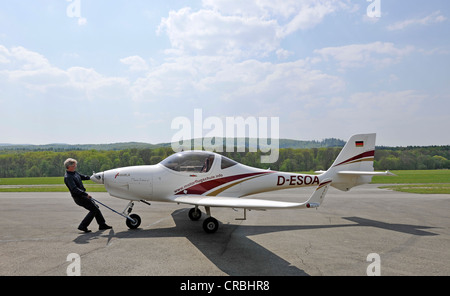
[126,214,141,229]
[122,201,144,230]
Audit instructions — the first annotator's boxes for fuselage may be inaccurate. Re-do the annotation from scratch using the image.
[91,151,322,202]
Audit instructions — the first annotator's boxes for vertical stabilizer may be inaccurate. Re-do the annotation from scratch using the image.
[323,133,377,191]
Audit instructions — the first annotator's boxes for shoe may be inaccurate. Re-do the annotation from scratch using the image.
[78,226,92,233]
[99,224,112,230]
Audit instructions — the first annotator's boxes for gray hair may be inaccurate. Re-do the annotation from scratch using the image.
[64,158,78,169]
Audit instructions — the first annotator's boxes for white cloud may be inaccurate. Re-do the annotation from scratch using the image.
[202,0,351,23]
[4,46,52,70]
[0,45,11,64]
[65,67,130,100]
[216,59,345,103]
[277,1,337,35]
[158,1,353,58]
[0,45,130,101]
[120,56,149,72]
[276,48,293,60]
[129,55,213,102]
[314,42,415,69]
[387,11,447,31]
[158,7,280,58]
[128,55,345,114]
[0,45,134,144]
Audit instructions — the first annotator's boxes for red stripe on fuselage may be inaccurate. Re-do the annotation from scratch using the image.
[175,172,270,195]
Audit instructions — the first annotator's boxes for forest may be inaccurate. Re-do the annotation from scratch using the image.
[0,145,449,178]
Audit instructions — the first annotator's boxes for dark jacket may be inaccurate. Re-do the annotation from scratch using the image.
[64,171,90,198]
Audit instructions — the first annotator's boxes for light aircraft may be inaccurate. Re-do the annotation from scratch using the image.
[90,133,394,233]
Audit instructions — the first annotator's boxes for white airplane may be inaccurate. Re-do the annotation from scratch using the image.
[90,133,394,233]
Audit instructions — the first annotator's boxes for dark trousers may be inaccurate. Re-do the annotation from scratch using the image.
[73,196,106,228]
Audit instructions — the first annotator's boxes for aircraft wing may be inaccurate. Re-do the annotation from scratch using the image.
[171,179,332,210]
[172,196,307,210]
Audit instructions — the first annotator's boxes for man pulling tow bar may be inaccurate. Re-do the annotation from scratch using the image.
[64,158,112,233]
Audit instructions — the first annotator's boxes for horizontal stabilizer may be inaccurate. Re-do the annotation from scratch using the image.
[338,170,396,176]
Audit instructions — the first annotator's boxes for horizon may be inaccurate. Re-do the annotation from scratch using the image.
[1,137,448,149]
[0,137,344,146]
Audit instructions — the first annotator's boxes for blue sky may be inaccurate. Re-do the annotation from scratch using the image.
[0,0,449,146]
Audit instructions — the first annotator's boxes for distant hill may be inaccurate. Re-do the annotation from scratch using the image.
[0,142,163,151]
[0,137,345,152]
[277,138,345,149]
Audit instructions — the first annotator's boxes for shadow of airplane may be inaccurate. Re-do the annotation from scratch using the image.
[74,209,438,276]
[342,217,438,237]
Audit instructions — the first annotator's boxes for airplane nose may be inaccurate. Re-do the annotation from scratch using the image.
[91,172,104,184]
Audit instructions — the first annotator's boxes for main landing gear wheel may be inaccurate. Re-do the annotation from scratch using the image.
[203,217,219,234]
[126,214,141,229]
[188,208,202,221]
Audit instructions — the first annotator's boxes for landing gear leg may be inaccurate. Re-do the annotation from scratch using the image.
[122,201,135,216]
[122,201,141,230]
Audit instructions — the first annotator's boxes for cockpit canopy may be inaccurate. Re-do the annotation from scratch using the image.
[160,151,215,173]
[160,151,238,173]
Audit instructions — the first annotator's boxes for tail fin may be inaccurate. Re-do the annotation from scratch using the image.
[323,133,394,191]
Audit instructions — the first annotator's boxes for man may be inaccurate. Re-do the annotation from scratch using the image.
[64,158,112,233]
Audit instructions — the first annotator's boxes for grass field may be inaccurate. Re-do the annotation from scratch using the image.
[371,170,450,184]
[0,177,65,185]
[0,177,106,193]
[378,184,450,194]
[0,170,449,194]
[371,170,450,194]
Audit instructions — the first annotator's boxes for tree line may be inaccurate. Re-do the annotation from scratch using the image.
[0,146,449,178]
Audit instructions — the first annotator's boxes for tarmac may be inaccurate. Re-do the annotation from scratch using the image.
[0,185,449,276]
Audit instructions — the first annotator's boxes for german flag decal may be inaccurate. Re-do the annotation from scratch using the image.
[355,141,364,147]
